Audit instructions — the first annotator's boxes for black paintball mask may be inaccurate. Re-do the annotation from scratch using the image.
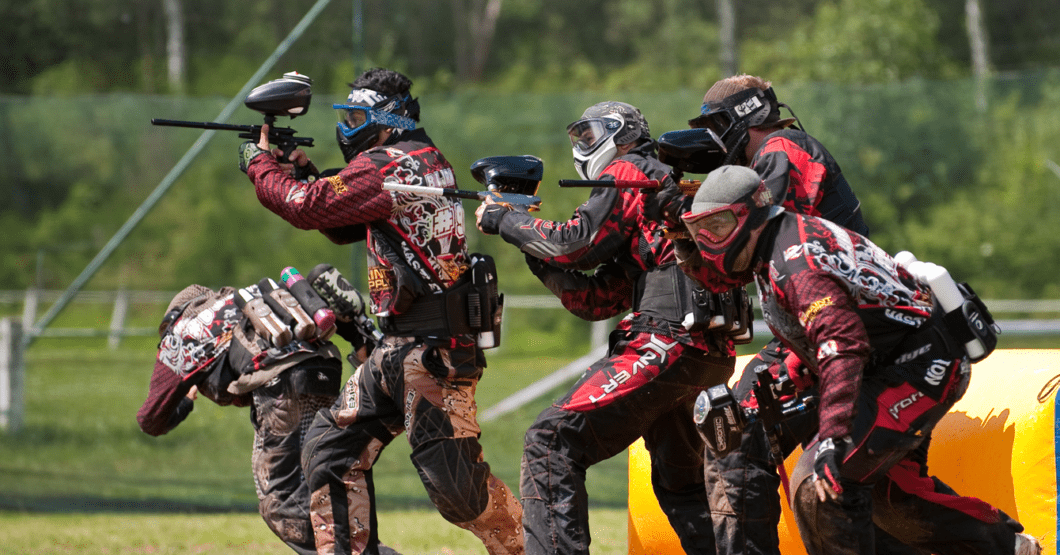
[688,87,796,166]
[334,88,419,162]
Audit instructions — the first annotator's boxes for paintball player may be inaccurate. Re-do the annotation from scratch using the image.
[475,101,736,555]
[137,282,344,555]
[649,73,884,555]
[679,164,1040,555]
[239,67,523,555]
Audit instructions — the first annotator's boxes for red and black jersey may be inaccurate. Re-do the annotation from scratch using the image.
[494,143,724,352]
[681,128,868,291]
[753,212,935,439]
[751,128,868,236]
[247,129,471,317]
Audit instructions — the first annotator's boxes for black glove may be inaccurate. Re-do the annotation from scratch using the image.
[238,141,270,174]
[812,436,852,501]
[672,236,698,263]
[478,203,511,235]
[643,179,692,228]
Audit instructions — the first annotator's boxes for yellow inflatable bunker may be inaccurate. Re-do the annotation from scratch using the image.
[628,349,1059,554]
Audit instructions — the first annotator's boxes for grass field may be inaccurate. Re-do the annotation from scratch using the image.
[0,509,630,554]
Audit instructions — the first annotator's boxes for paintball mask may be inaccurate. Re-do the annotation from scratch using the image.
[688,87,794,166]
[333,88,418,162]
[681,165,783,290]
[567,101,649,180]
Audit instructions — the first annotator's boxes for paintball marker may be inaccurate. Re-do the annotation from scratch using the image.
[558,179,663,188]
[693,365,816,500]
[152,72,315,179]
[383,183,542,211]
[383,154,545,211]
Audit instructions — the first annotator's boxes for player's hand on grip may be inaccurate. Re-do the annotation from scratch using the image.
[476,198,509,235]
[812,436,851,502]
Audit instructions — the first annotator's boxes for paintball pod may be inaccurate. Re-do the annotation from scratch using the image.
[152,71,315,179]
[693,364,816,462]
[382,155,545,211]
[306,263,385,360]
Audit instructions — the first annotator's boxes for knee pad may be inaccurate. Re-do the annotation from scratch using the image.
[410,437,490,523]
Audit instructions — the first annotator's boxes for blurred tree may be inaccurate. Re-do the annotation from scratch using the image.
[163,0,186,94]
[452,0,503,81]
[743,0,961,84]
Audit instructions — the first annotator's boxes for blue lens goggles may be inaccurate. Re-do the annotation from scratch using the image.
[333,104,417,139]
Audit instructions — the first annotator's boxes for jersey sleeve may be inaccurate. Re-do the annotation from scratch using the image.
[247,153,393,234]
[136,359,196,436]
[496,159,646,270]
[779,269,872,440]
[524,254,633,321]
[751,134,826,217]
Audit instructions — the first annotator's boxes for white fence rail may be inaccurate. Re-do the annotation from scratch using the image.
[3,290,1060,432]
[5,289,1060,346]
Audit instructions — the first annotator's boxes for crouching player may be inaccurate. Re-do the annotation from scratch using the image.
[137,266,377,555]
[678,165,1041,555]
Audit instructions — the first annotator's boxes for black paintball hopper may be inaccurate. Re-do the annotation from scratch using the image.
[657,128,728,175]
[470,155,544,196]
[244,72,313,119]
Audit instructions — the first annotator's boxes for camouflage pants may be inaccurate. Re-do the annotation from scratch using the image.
[302,336,523,555]
[251,358,343,555]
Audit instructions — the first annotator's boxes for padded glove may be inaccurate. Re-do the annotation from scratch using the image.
[238,141,270,174]
[643,179,692,228]
[478,203,511,235]
[812,436,852,501]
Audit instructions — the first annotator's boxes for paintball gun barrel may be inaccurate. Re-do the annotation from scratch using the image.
[558,179,663,188]
[152,72,315,179]
[382,183,542,211]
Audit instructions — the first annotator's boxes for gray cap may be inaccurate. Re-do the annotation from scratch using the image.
[691,165,764,213]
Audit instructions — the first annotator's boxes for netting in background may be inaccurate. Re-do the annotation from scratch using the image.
[3,69,1060,298]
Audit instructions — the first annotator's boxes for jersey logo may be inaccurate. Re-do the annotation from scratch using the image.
[734,96,764,118]
[799,296,833,326]
[327,175,347,195]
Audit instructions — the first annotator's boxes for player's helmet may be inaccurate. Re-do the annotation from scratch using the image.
[688,85,795,166]
[333,68,420,162]
[566,101,650,180]
[681,165,784,288]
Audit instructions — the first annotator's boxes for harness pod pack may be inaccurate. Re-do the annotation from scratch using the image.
[895,252,999,362]
[683,286,755,345]
[158,278,344,399]
[379,253,504,348]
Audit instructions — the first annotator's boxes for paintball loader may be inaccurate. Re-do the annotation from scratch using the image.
[152,72,315,179]
[383,155,545,211]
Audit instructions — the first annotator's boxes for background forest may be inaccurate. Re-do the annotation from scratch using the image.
[3,0,1060,308]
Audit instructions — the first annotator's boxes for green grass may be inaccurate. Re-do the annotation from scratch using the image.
[0,509,631,554]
